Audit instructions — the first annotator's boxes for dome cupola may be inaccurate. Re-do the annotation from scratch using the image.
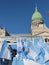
[32,6,42,20]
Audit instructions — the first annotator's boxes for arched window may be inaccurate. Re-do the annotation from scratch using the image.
[45,38,48,42]
[45,38,49,43]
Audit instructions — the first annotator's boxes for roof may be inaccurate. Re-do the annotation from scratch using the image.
[32,6,42,20]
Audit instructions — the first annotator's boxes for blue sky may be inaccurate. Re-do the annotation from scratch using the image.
[0,0,49,34]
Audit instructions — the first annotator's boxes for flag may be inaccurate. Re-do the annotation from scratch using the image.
[0,40,11,60]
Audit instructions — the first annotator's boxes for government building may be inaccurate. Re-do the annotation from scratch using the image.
[0,6,49,45]
[0,6,49,65]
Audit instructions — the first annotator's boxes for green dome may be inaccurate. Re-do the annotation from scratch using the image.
[32,7,42,20]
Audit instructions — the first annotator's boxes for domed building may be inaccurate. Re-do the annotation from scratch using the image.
[0,6,49,65]
[31,6,49,41]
